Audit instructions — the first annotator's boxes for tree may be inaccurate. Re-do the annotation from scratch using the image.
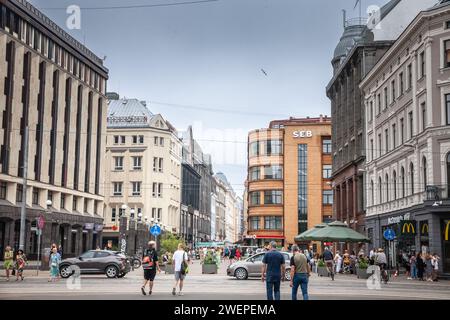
[160,233,184,255]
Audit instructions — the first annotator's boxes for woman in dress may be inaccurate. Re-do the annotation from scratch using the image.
[334,251,342,274]
[3,246,14,281]
[15,249,26,281]
[48,247,61,282]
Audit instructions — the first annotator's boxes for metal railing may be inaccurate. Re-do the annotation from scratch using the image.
[424,185,450,201]
[344,17,368,27]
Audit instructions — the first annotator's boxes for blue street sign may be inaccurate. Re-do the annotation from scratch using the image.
[150,224,161,236]
[383,228,396,241]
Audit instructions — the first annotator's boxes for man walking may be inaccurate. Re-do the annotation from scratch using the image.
[172,243,189,296]
[262,241,285,300]
[141,241,160,296]
[290,245,310,300]
[322,246,334,280]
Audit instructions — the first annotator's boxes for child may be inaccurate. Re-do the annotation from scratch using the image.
[15,250,27,281]
[48,247,61,282]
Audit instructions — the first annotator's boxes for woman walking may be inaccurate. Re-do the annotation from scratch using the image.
[416,252,425,281]
[334,251,342,274]
[425,253,433,282]
[48,247,61,282]
[15,250,27,281]
[3,246,14,281]
[409,254,417,280]
[431,254,440,282]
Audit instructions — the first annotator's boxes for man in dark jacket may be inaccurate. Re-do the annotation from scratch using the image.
[322,247,335,280]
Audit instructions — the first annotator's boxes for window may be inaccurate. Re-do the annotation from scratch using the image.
[132,135,138,144]
[132,156,142,170]
[158,158,163,172]
[323,165,332,179]
[369,101,373,122]
[264,217,282,230]
[154,136,158,146]
[421,103,426,131]
[114,136,119,144]
[111,208,116,222]
[249,191,260,206]
[377,94,381,114]
[423,157,427,191]
[132,182,141,196]
[379,177,382,204]
[157,208,162,220]
[420,51,425,78]
[16,185,23,203]
[392,124,396,149]
[152,183,157,197]
[323,190,333,205]
[446,21,450,29]
[410,163,415,195]
[322,139,332,154]
[158,183,163,197]
[401,166,405,198]
[266,140,282,155]
[153,157,158,172]
[446,94,450,125]
[159,137,164,146]
[152,208,156,219]
[370,180,374,206]
[400,118,404,144]
[249,142,259,157]
[399,72,404,95]
[61,194,66,209]
[0,182,6,200]
[370,139,374,161]
[385,174,389,202]
[378,134,382,157]
[249,167,260,181]
[385,129,389,153]
[384,87,388,109]
[391,80,396,102]
[298,144,308,233]
[393,171,397,200]
[113,182,122,196]
[114,156,123,170]
[139,135,144,144]
[407,64,412,89]
[447,153,450,198]
[408,112,413,139]
[32,188,39,205]
[445,40,450,68]
[73,197,77,211]
[250,217,259,231]
[264,190,282,204]
[264,165,283,179]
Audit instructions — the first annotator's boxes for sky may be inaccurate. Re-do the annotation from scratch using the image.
[30,0,388,195]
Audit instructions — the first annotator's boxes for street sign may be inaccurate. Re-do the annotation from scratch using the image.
[150,224,161,236]
[37,215,45,230]
[383,228,396,241]
[36,229,42,236]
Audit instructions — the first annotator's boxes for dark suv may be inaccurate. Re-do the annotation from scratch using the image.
[59,250,131,279]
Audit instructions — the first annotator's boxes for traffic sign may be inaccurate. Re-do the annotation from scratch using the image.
[383,228,396,241]
[37,215,45,230]
[150,224,161,236]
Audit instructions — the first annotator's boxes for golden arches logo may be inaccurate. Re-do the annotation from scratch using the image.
[402,222,415,234]
[421,223,429,235]
[445,221,450,241]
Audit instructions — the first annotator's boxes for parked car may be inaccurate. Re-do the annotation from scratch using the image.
[59,250,131,279]
[227,252,292,281]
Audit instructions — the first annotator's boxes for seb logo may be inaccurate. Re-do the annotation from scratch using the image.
[293,131,313,138]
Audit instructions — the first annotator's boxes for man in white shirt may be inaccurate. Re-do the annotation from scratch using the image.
[172,243,188,296]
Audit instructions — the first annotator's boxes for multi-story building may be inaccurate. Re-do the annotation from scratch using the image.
[0,0,108,260]
[361,1,450,276]
[103,98,182,251]
[214,174,227,241]
[326,0,437,240]
[246,117,332,248]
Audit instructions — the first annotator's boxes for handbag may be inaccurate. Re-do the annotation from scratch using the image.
[180,252,189,275]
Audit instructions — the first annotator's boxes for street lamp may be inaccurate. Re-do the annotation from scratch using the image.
[130,208,135,220]
[138,211,143,222]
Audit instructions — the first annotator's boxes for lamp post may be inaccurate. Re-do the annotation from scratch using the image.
[119,204,128,254]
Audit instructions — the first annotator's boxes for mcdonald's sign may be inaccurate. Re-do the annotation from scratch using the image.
[445,220,450,241]
[401,221,416,236]
[421,222,429,235]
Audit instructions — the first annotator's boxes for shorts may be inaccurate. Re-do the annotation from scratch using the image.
[175,271,186,281]
[325,260,334,269]
[143,269,157,281]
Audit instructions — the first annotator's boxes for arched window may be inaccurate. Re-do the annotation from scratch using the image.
[393,170,397,200]
[379,177,383,204]
[423,157,427,191]
[401,166,405,198]
[410,162,415,195]
[447,153,450,198]
[385,173,389,202]
[371,180,374,206]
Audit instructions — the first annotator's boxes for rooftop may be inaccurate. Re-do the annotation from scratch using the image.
[107,99,154,128]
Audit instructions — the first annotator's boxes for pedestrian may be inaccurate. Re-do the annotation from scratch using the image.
[290,245,310,300]
[416,252,425,281]
[409,254,417,279]
[322,246,335,280]
[235,247,241,261]
[425,253,433,282]
[141,241,160,296]
[172,243,188,296]
[15,249,27,281]
[431,253,440,282]
[3,246,14,281]
[48,247,61,282]
[57,245,63,258]
[261,241,285,301]
[334,251,342,274]
[229,246,236,264]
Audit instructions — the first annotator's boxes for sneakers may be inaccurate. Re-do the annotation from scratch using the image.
[177,292,184,296]
[407,277,412,280]
[172,288,176,296]
[141,287,146,296]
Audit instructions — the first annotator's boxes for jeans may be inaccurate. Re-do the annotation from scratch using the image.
[410,265,417,278]
[292,273,309,300]
[266,277,281,301]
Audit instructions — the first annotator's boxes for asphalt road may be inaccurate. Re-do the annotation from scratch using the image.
[1,261,449,300]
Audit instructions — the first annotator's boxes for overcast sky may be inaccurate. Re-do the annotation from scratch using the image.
[30,0,388,195]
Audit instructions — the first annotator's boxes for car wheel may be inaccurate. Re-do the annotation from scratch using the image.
[105,265,119,278]
[117,272,126,278]
[59,265,73,278]
[234,268,248,280]
[285,269,291,281]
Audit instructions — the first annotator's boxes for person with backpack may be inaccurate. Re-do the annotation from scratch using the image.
[141,241,160,296]
[172,243,189,296]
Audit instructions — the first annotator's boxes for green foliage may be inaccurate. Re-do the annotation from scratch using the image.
[203,250,217,265]
[317,259,325,267]
[160,233,184,255]
[358,257,369,269]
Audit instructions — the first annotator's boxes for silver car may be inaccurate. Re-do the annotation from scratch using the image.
[227,252,292,281]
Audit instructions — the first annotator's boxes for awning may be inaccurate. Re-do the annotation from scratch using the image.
[295,221,370,243]
[294,223,328,242]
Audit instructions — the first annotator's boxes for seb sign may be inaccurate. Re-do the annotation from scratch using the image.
[292,130,313,138]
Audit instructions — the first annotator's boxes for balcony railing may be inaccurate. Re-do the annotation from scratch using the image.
[424,185,450,201]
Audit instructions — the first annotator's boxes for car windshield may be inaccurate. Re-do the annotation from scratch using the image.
[247,254,264,262]
[80,251,95,259]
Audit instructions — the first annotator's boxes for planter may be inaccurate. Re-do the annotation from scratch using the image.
[202,263,218,274]
[356,267,371,279]
[164,264,175,274]
[317,266,329,277]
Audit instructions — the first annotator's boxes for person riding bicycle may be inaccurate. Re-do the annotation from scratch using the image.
[322,247,335,281]
[374,248,387,271]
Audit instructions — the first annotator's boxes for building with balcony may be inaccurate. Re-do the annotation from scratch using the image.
[246,116,332,248]
[0,0,108,260]
[103,97,182,251]
[361,1,450,275]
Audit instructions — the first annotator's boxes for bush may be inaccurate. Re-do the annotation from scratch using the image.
[203,250,217,265]
[160,233,184,256]
[317,259,325,267]
[358,257,369,269]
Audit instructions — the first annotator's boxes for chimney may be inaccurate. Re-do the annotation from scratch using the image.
[140,100,147,107]
[320,114,323,122]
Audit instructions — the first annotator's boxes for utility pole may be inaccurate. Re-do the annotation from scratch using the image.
[19,126,29,251]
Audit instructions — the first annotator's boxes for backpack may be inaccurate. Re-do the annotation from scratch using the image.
[180,252,189,275]
[142,249,155,269]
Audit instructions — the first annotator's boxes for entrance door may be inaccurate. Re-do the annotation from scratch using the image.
[82,232,87,253]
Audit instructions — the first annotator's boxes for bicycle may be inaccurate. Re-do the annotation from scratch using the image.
[379,263,389,284]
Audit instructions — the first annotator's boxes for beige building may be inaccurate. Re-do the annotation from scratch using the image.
[0,0,108,259]
[103,98,182,247]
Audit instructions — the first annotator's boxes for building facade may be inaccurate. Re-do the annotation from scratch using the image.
[102,98,182,252]
[0,0,108,261]
[361,1,450,276]
[213,174,227,241]
[246,117,332,248]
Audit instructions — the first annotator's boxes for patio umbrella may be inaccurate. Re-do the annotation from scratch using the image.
[305,221,370,243]
[294,223,328,242]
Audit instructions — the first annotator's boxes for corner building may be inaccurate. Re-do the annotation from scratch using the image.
[247,117,332,247]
